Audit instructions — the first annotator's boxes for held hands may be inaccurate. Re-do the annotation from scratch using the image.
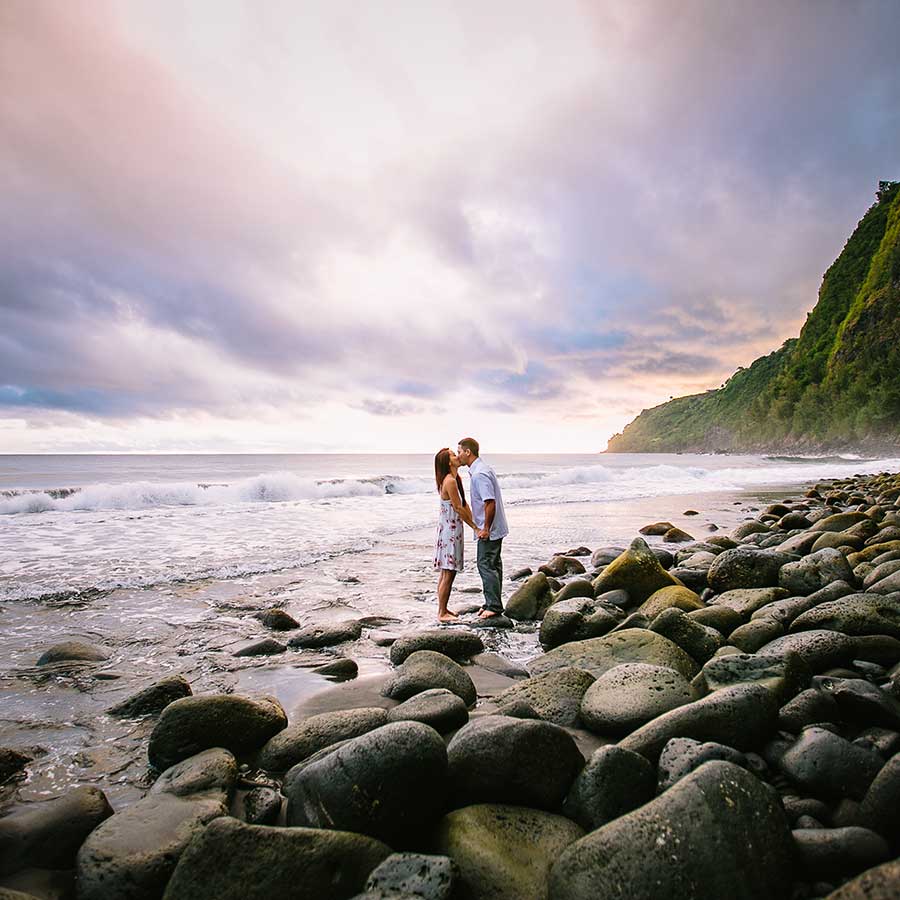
[476,527,490,540]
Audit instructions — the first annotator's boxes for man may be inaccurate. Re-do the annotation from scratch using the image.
[457,437,508,619]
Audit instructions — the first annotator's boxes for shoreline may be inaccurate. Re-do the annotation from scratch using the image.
[2,470,900,898]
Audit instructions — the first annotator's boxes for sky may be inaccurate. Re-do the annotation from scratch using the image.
[2,0,899,453]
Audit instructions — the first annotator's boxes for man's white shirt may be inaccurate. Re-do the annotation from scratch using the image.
[468,457,509,541]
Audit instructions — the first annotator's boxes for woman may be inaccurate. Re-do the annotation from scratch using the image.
[433,447,477,623]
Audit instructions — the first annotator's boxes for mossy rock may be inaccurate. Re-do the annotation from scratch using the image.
[638,585,703,620]
[591,538,682,605]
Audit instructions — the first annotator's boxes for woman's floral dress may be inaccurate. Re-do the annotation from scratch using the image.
[433,498,464,571]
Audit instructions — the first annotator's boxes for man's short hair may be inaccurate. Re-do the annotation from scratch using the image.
[458,437,479,457]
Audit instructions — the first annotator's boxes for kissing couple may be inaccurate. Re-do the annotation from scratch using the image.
[432,437,508,624]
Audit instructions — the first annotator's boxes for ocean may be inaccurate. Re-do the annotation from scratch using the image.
[2,451,899,806]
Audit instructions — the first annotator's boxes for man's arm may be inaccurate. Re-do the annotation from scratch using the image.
[479,499,495,540]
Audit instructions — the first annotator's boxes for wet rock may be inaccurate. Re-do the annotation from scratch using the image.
[759,630,857,672]
[562,745,655,830]
[750,580,854,626]
[510,567,533,581]
[285,721,447,845]
[549,761,793,900]
[778,688,841,733]
[505,573,554,621]
[76,792,227,900]
[313,657,359,678]
[471,653,528,679]
[496,699,541,719]
[637,585,703,619]
[639,522,675,536]
[471,613,514,629]
[657,736,747,791]
[780,512,814,530]
[389,629,485,666]
[528,628,699,680]
[493,668,595,728]
[149,694,287,770]
[648,607,722,663]
[162,817,391,900]
[539,598,619,650]
[0,749,31,783]
[287,619,363,649]
[686,605,744,636]
[369,631,399,647]
[823,859,900,899]
[257,608,300,630]
[384,650,477,707]
[365,852,456,900]
[258,707,389,772]
[0,786,113,876]
[150,748,237,801]
[729,617,784,652]
[708,586,789,619]
[242,786,282,825]
[791,594,900,638]
[693,651,810,703]
[793,827,890,880]
[539,556,587,577]
[591,538,682,605]
[36,640,108,666]
[778,727,883,801]
[663,527,695,543]
[779,549,856,596]
[619,683,778,762]
[590,546,625,568]
[107,674,192,717]
[707,547,788,592]
[429,804,583,900]
[234,638,287,657]
[447,716,583,811]
[732,520,771,540]
[857,750,900,838]
[579,663,695,736]
[553,579,596,603]
[666,567,709,593]
[387,688,469,733]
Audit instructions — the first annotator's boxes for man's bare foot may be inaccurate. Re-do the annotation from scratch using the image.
[478,609,500,618]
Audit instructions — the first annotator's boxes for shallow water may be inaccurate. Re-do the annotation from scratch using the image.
[1,452,896,809]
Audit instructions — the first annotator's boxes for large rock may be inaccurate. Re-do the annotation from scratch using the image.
[527,628,699,680]
[0,786,112,876]
[591,538,681,605]
[287,619,363,649]
[758,630,856,672]
[429,804,584,900]
[729,617,784,653]
[708,587,788,619]
[579,664,695,736]
[493,668,595,728]
[148,694,287,770]
[790,592,900,638]
[549,761,793,900]
[505,573,554,621]
[823,859,900,899]
[539,599,619,650]
[387,689,469,733]
[619,683,779,762]
[257,708,388,772]
[447,716,583,812]
[76,793,227,899]
[637,585,703,620]
[553,579,597,603]
[284,721,448,845]
[750,580,854,625]
[656,736,747,791]
[562,746,655,830]
[162,817,391,900]
[648,608,722,663]
[778,548,855,596]
[364,852,457,900]
[707,548,788,593]
[36,641,108,666]
[389,629,485,666]
[150,748,237,801]
[108,675,192,717]
[384,650,477,707]
[693,651,810,703]
[778,727,883,801]
[810,512,871,533]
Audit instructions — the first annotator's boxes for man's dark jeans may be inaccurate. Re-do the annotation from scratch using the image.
[476,537,503,612]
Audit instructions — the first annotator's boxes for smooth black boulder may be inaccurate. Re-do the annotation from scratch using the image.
[107,674,192,717]
[384,650,477,707]
[287,619,363,649]
[284,721,448,845]
[549,761,793,900]
[389,629,485,666]
[386,688,469,733]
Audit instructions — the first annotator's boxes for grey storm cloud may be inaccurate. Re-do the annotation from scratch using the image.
[1,0,899,425]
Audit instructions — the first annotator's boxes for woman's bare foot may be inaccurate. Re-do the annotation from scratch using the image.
[445,609,459,618]
[438,612,457,623]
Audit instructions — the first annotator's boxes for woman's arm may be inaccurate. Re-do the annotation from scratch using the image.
[445,477,476,529]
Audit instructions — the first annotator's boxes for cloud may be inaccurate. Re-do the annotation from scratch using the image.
[2,0,899,450]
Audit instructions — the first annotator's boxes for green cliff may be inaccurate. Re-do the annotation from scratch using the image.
[606,181,900,453]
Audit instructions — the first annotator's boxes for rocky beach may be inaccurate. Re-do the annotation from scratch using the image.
[3,466,900,899]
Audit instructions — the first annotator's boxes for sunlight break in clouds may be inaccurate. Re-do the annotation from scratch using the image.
[1,0,899,452]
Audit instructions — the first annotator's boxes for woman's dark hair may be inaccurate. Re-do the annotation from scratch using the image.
[434,448,466,506]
